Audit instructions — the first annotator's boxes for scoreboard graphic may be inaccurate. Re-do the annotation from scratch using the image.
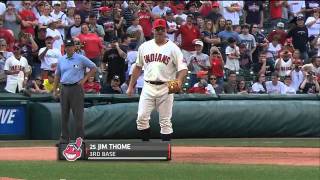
[58,139,171,161]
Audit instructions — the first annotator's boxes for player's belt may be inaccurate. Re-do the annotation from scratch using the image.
[145,81,166,85]
[62,82,79,86]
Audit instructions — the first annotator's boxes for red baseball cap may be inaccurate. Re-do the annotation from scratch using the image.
[212,2,219,8]
[99,6,111,12]
[153,19,166,29]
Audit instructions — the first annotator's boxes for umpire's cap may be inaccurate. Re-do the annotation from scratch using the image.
[64,39,75,46]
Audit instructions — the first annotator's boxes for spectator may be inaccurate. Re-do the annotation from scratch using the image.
[152,1,171,18]
[269,0,285,29]
[125,42,137,80]
[3,3,21,40]
[267,35,282,60]
[251,73,267,94]
[83,75,101,94]
[209,46,224,85]
[18,32,38,68]
[88,13,105,38]
[46,19,63,52]
[251,24,268,64]
[0,1,5,16]
[237,79,249,94]
[239,43,252,70]
[205,1,222,24]
[66,14,82,39]
[287,14,309,63]
[102,38,127,84]
[34,27,47,49]
[38,5,52,29]
[189,71,215,95]
[287,1,306,19]
[50,1,68,39]
[101,75,123,94]
[283,75,296,94]
[97,6,115,43]
[123,0,137,30]
[243,1,264,27]
[65,2,76,27]
[165,10,178,42]
[77,23,104,66]
[0,18,15,52]
[201,19,220,55]
[73,37,85,56]
[4,44,30,94]
[175,14,200,61]
[239,24,256,59]
[0,39,13,91]
[27,76,47,94]
[19,1,38,37]
[275,50,293,77]
[126,16,145,48]
[137,2,154,41]
[305,1,320,17]
[291,57,304,91]
[218,19,240,59]
[78,0,91,23]
[199,1,213,17]
[216,17,226,33]
[299,71,320,94]
[43,71,55,93]
[225,37,240,72]
[305,10,320,39]
[208,74,223,94]
[221,1,243,26]
[265,72,286,94]
[302,55,320,79]
[267,22,287,46]
[223,71,238,94]
[113,6,125,39]
[38,36,62,79]
[187,40,210,87]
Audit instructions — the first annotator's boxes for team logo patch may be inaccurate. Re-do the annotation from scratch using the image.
[63,137,83,161]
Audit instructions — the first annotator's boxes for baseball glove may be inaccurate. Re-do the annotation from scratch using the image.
[167,79,181,94]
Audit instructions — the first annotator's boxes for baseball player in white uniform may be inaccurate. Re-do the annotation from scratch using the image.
[127,18,188,141]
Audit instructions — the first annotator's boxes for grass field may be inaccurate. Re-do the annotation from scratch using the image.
[0,161,319,180]
[1,138,320,147]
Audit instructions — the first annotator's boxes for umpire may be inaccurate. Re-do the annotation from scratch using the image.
[53,39,97,143]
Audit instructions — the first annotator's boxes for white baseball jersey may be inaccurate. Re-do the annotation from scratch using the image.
[38,47,62,71]
[275,58,293,77]
[4,55,29,93]
[136,39,187,82]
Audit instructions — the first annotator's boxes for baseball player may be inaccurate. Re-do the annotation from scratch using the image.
[126,18,188,141]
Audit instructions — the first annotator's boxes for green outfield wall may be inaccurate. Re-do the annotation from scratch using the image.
[22,94,320,140]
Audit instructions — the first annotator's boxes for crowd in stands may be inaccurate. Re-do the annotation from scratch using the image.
[0,0,319,96]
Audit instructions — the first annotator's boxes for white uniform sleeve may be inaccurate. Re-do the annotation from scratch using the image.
[172,43,187,71]
[135,45,144,67]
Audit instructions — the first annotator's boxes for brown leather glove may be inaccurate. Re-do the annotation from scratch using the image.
[167,79,181,94]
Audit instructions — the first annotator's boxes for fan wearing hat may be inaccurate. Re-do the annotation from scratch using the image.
[101,75,122,94]
[205,1,222,24]
[46,18,63,52]
[4,43,30,94]
[50,1,68,40]
[127,18,188,141]
[19,1,38,37]
[287,14,309,63]
[38,36,62,79]
[52,38,97,144]
[187,39,210,87]
[267,22,288,46]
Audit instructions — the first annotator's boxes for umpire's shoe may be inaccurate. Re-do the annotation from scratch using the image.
[161,133,172,141]
[138,128,151,141]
